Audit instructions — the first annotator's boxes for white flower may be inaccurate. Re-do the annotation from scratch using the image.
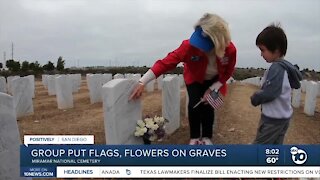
[154,116,165,124]
[134,131,140,137]
[137,120,145,128]
[153,116,160,123]
[145,120,154,128]
[150,124,159,131]
[145,121,159,131]
[158,117,165,123]
[134,127,147,137]
[144,118,153,124]
[134,116,167,141]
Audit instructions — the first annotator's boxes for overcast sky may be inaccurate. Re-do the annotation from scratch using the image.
[0,0,319,70]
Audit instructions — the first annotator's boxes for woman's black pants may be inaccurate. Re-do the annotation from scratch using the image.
[186,76,218,139]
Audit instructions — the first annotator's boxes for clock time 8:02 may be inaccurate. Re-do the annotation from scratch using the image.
[265,148,280,155]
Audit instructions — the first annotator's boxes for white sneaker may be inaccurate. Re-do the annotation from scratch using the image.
[201,137,213,145]
[189,138,201,145]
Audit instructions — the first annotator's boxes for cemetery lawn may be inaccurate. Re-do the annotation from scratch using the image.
[18,80,319,145]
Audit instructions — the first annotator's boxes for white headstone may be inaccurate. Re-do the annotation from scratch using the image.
[75,74,82,91]
[7,76,19,94]
[241,77,261,86]
[0,76,6,93]
[11,77,34,118]
[47,75,57,96]
[67,74,81,93]
[157,75,163,90]
[165,74,176,78]
[113,73,124,79]
[67,74,75,93]
[318,81,320,97]
[226,77,235,84]
[132,74,141,82]
[25,75,35,98]
[102,79,142,144]
[178,74,185,88]
[304,81,318,116]
[56,75,74,109]
[0,93,29,180]
[292,88,301,108]
[145,80,155,92]
[102,73,112,86]
[42,74,49,89]
[301,80,307,93]
[86,74,103,104]
[162,76,180,134]
[124,73,134,79]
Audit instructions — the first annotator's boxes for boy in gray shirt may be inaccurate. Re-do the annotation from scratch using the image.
[251,23,302,144]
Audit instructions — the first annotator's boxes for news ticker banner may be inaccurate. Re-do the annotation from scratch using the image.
[20,144,320,178]
[22,166,320,178]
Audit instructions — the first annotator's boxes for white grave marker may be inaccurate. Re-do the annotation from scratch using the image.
[102,79,142,144]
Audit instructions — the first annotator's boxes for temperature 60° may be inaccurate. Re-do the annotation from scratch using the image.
[266,157,279,164]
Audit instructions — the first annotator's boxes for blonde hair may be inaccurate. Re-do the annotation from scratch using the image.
[194,13,231,58]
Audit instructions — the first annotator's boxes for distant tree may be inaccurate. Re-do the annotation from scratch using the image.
[6,59,20,72]
[34,61,43,73]
[56,56,65,71]
[29,62,35,70]
[21,61,30,71]
[43,61,55,71]
[0,62,2,69]
[29,61,42,71]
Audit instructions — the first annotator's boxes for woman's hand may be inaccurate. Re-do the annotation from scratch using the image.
[129,82,145,100]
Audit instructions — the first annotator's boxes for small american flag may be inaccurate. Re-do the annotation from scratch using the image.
[205,90,224,109]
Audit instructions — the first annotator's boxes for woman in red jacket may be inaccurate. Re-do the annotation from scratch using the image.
[129,13,237,145]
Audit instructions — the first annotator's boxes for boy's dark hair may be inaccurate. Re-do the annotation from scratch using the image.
[256,23,287,56]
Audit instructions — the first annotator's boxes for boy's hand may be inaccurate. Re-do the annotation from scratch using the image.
[250,91,260,106]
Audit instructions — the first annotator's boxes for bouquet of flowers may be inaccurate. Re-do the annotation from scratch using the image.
[134,115,168,142]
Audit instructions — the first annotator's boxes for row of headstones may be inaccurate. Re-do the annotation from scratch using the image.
[41,73,152,107]
[0,75,35,118]
[300,80,320,96]
[241,77,320,116]
[41,74,81,109]
[118,73,185,90]
[114,73,185,91]
[39,73,184,110]
[240,76,262,87]
[86,73,185,104]
[42,74,82,96]
[0,92,31,179]
[292,80,320,116]
[100,73,158,94]
[0,75,35,97]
